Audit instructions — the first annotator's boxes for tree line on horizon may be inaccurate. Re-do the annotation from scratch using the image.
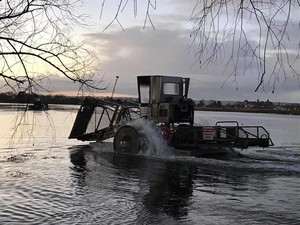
[0,92,84,105]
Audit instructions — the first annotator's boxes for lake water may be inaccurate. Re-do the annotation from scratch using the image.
[0,104,299,224]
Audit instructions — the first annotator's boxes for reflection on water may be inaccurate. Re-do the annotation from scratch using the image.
[68,145,195,224]
[71,147,195,219]
[0,108,299,224]
[67,143,300,225]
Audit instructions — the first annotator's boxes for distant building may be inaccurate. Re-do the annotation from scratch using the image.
[242,99,274,110]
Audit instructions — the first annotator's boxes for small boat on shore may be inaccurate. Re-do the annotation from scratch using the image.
[28,96,48,110]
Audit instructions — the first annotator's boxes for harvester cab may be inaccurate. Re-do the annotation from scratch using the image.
[137,76,194,125]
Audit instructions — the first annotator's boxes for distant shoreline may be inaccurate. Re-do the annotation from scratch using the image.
[195,106,300,115]
[0,103,299,115]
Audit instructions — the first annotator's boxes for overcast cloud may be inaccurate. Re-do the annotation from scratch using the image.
[73,0,299,103]
[81,21,300,103]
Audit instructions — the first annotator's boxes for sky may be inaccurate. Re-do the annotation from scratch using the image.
[3,0,300,103]
[74,0,300,103]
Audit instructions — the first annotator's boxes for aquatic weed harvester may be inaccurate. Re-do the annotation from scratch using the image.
[69,75,273,156]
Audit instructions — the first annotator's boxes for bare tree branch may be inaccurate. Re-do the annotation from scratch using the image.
[190,0,300,92]
[101,0,300,92]
[100,0,157,30]
[1,0,105,95]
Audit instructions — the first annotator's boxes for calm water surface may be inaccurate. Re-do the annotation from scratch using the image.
[0,105,299,224]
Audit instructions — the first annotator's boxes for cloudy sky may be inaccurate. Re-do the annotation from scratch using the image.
[24,1,300,103]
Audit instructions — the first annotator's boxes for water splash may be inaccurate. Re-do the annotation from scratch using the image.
[128,119,174,158]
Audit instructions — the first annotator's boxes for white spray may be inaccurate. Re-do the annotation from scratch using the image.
[128,119,174,158]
